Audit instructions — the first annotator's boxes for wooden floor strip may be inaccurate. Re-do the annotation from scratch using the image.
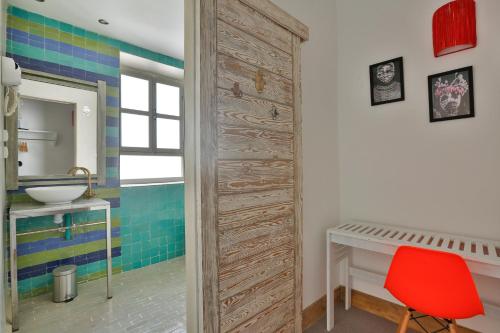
[302,288,480,333]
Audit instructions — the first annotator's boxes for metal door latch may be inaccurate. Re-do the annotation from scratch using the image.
[255,70,265,93]
[270,105,279,120]
[231,82,243,98]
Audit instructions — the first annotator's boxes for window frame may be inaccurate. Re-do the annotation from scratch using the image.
[119,67,184,185]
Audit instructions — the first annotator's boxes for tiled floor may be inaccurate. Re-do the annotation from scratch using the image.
[11,257,186,333]
[305,305,418,333]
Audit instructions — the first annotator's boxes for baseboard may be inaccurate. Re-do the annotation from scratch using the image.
[302,287,479,333]
[302,287,341,331]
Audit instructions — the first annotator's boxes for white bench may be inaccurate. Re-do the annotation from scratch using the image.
[326,220,500,331]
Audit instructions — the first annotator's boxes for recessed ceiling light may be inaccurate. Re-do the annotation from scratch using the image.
[98,19,109,25]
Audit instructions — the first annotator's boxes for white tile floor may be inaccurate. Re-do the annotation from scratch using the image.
[10,257,186,333]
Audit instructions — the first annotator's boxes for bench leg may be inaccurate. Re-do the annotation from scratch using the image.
[344,250,351,310]
[326,238,335,331]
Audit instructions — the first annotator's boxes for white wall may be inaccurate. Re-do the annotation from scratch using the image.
[337,0,500,331]
[271,0,339,309]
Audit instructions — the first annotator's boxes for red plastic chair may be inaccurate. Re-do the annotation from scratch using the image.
[385,246,484,333]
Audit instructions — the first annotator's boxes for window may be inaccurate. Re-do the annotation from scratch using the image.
[120,71,184,184]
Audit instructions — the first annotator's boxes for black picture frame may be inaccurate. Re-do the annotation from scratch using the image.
[428,66,475,122]
[369,57,405,106]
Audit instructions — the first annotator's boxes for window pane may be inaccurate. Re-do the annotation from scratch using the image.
[156,83,180,116]
[120,155,183,180]
[121,113,149,148]
[157,118,180,149]
[121,75,149,111]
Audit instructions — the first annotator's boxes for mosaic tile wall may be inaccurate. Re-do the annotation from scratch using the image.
[6,6,185,299]
[121,184,185,271]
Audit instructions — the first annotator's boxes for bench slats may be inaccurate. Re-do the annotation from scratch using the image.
[328,221,500,267]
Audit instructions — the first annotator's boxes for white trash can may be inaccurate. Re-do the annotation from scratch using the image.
[53,265,77,302]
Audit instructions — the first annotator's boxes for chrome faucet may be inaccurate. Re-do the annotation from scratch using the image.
[67,166,96,199]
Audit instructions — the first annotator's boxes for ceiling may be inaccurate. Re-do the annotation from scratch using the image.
[120,52,184,80]
[8,0,184,60]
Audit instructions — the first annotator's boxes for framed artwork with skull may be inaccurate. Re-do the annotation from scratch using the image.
[428,66,474,122]
[369,57,405,106]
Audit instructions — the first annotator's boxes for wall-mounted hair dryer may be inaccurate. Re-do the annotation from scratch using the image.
[1,56,22,117]
[2,56,21,86]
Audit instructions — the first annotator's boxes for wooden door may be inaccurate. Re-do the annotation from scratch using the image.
[200,1,308,332]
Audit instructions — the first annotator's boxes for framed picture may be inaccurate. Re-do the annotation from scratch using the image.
[428,66,474,122]
[369,57,405,106]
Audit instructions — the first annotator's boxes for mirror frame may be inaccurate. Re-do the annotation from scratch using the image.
[6,69,107,190]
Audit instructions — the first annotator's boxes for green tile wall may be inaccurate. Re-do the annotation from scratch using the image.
[6,6,186,299]
[121,183,185,271]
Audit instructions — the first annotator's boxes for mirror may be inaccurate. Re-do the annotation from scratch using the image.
[6,71,107,189]
[18,79,98,176]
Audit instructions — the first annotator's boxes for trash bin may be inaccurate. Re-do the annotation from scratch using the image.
[53,265,77,302]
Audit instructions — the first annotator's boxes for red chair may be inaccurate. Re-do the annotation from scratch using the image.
[385,246,484,333]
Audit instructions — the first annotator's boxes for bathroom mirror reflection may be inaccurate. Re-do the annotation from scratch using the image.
[18,78,98,176]
[5,72,107,189]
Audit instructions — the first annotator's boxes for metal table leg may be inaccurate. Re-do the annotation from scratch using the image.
[10,214,19,331]
[106,205,113,299]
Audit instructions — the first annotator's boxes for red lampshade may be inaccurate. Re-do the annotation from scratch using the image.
[433,0,477,57]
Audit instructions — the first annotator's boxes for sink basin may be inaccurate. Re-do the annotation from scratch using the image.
[25,186,88,205]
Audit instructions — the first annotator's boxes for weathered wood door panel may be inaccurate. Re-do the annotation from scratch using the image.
[217,0,293,54]
[217,90,294,133]
[217,20,293,79]
[218,54,293,106]
[218,160,294,194]
[201,0,308,332]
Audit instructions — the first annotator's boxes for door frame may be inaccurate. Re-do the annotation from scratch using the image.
[184,0,220,331]
[184,0,204,331]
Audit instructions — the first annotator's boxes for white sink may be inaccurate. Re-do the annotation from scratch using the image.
[25,186,88,205]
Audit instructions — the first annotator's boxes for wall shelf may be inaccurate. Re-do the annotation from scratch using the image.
[18,129,58,143]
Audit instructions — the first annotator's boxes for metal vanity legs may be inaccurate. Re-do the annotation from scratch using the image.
[106,205,113,299]
[9,202,112,331]
[10,215,19,331]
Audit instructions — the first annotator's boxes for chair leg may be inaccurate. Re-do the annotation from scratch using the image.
[397,308,411,333]
[449,319,459,333]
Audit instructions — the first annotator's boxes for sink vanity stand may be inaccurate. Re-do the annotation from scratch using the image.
[8,198,112,331]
